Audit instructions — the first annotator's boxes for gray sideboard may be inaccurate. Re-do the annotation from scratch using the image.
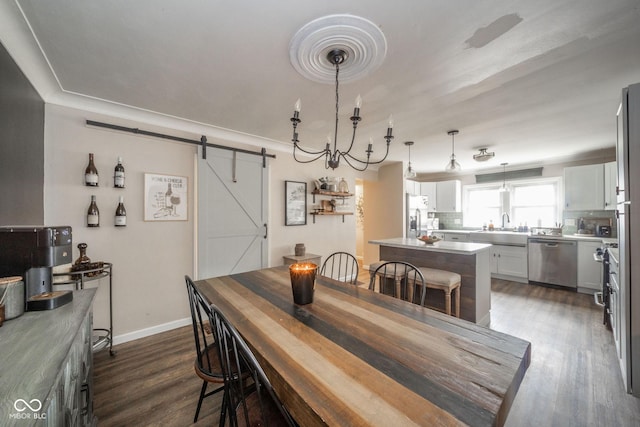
[0,289,96,426]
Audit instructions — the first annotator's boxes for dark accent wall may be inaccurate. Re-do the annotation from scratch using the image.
[0,41,44,225]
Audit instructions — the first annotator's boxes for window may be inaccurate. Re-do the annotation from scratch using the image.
[463,177,561,229]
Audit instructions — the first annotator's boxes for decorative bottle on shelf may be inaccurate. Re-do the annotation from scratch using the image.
[115,196,127,227]
[114,156,125,188]
[338,177,349,193]
[488,220,494,231]
[85,153,99,186]
[74,243,91,267]
[87,195,100,227]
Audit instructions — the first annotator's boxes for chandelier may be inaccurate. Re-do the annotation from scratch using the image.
[290,48,394,171]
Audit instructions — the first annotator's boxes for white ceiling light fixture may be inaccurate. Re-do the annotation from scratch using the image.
[445,130,462,172]
[288,15,394,171]
[499,162,508,192]
[404,141,417,178]
[473,148,495,162]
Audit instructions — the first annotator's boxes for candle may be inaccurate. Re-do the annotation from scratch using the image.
[289,262,317,305]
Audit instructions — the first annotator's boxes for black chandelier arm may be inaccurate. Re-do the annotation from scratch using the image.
[338,152,372,172]
[293,142,329,157]
[343,137,391,166]
[293,145,330,164]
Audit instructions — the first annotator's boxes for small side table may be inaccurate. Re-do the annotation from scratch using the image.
[283,253,322,268]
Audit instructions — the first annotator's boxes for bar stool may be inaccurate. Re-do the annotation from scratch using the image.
[368,261,426,305]
[418,267,461,317]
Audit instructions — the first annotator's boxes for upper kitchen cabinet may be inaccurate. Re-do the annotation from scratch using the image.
[604,161,617,210]
[419,182,437,212]
[564,164,605,210]
[436,180,461,212]
[405,179,419,195]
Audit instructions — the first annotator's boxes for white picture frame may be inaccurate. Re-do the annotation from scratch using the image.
[144,173,188,221]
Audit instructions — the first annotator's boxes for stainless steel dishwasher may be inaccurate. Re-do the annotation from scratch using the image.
[528,238,578,288]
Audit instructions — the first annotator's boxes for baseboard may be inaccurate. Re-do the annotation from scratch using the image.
[112,317,191,346]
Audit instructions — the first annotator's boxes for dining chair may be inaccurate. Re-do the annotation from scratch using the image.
[210,303,296,427]
[368,261,427,306]
[185,275,225,423]
[320,251,359,284]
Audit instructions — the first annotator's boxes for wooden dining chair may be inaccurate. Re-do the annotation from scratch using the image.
[320,251,359,284]
[185,276,225,423]
[368,261,427,306]
[210,303,296,427]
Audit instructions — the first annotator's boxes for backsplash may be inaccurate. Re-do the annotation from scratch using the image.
[434,212,464,230]
[562,210,616,237]
[434,210,617,236]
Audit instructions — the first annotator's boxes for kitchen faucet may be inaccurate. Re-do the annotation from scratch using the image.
[501,212,510,230]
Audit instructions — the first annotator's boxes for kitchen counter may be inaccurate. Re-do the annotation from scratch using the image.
[438,229,616,244]
[369,238,491,325]
[0,289,96,424]
[368,237,491,255]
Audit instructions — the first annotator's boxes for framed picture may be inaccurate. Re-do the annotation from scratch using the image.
[144,173,188,221]
[285,180,307,226]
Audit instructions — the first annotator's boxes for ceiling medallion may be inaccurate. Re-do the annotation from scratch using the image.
[289,14,387,84]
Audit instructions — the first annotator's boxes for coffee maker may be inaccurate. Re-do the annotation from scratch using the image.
[0,226,73,311]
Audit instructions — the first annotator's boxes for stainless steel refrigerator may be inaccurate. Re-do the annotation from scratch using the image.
[406,193,438,238]
[616,82,640,396]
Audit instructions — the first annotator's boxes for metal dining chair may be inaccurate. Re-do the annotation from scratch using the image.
[368,261,427,306]
[185,275,225,423]
[210,303,296,427]
[320,251,359,285]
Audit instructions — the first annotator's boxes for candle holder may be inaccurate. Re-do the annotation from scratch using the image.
[289,263,317,305]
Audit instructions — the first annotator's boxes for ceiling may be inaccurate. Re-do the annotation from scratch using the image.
[4,0,640,175]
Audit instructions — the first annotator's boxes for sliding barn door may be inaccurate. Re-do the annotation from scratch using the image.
[197,147,268,278]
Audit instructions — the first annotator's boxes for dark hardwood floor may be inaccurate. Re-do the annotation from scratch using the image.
[94,279,640,426]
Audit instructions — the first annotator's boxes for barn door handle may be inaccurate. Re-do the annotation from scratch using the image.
[264,223,268,239]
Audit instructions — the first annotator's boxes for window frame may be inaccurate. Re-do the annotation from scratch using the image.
[463,176,562,229]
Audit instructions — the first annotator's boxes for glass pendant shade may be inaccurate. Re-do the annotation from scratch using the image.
[404,140,417,178]
[445,130,461,172]
[404,163,417,178]
[499,162,508,192]
[445,155,461,172]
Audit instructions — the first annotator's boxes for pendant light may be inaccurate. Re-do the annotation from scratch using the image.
[499,162,508,192]
[445,130,461,172]
[404,141,417,178]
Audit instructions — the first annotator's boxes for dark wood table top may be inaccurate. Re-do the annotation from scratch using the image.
[194,266,531,426]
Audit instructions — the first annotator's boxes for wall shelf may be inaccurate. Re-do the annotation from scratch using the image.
[310,189,354,223]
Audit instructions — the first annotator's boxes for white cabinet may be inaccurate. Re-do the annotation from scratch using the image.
[577,240,602,293]
[436,180,462,212]
[489,245,528,281]
[405,180,418,195]
[419,182,437,212]
[564,164,605,210]
[604,161,617,210]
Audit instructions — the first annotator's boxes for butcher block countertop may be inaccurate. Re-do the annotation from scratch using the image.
[369,237,492,255]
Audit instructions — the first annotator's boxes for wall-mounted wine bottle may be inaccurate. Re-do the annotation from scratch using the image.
[87,195,100,227]
[85,153,99,186]
[115,196,127,227]
[114,156,125,188]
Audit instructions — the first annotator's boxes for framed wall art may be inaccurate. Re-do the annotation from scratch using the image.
[285,180,307,226]
[144,173,188,221]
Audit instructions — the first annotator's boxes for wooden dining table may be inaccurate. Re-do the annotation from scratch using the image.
[194,266,531,427]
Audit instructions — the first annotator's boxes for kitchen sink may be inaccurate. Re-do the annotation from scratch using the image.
[470,230,529,246]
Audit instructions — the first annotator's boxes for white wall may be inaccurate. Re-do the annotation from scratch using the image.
[44,104,196,341]
[43,104,378,342]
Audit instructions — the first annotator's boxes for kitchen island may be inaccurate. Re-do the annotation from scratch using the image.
[369,237,492,325]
